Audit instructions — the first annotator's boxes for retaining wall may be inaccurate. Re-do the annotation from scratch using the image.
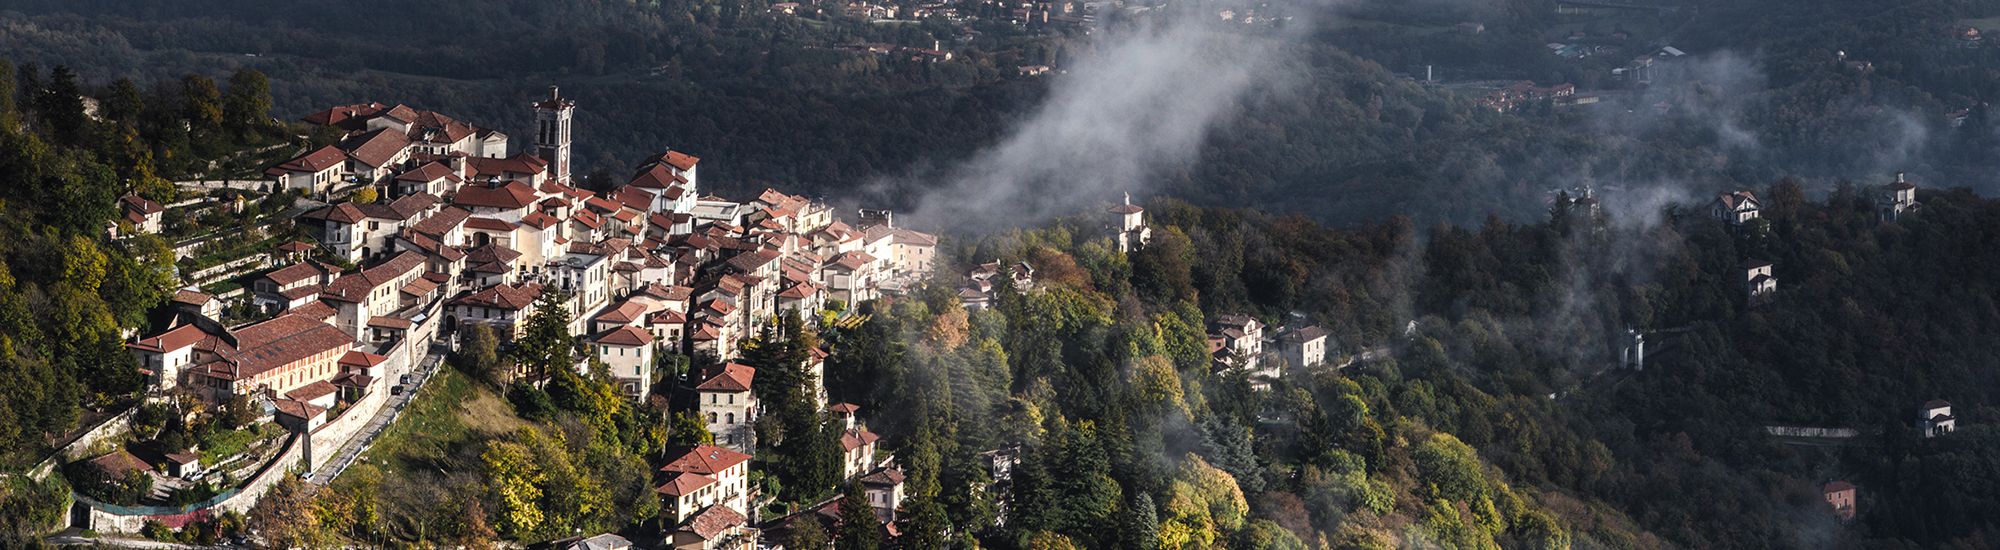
[77,433,305,533]
[28,405,142,481]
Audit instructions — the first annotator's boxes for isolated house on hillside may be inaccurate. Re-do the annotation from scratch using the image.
[1107,192,1151,253]
[1278,325,1331,368]
[1709,191,1762,229]
[1823,481,1856,521]
[1920,400,1956,437]
[1874,172,1921,222]
[1212,314,1264,370]
[1742,259,1776,308]
[118,195,165,234]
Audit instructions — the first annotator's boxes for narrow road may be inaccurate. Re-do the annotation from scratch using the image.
[310,345,448,485]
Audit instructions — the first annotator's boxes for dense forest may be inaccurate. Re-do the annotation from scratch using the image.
[0,57,296,548]
[815,180,2000,550]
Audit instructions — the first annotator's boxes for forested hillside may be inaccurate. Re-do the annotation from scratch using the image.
[0,59,298,547]
[0,60,292,460]
[818,184,2000,550]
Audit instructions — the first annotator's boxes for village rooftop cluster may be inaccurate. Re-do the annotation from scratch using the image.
[120,87,949,548]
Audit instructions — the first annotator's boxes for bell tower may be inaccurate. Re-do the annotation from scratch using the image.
[532,86,575,185]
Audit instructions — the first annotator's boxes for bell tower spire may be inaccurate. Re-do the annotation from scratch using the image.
[532,85,575,186]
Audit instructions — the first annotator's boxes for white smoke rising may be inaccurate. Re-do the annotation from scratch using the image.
[890,2,1313,230]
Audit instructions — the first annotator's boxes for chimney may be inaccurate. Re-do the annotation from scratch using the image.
[1896,171,1905,183]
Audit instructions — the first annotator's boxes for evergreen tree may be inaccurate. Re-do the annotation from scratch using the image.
[102,78,143,124]
[15,63,38,116]
[1197,414,1263,493]
[836,481,880,550]
[510,290,575,382]
[38,66,89,147]
[1126,492,1158,550]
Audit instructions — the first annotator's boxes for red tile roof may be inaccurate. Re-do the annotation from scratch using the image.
[450,282,543,310]
[410,207,473,240]
[465,217,518,232]
[520,211,561,230]
[301,102,391,127]
[649,309,687,325]
[368,316,415,329]
[288,301,338,321]
[609,186,654,210]
[694,363,754,392]
[400,277,440,297]
[891,228,937,246]
[585,196,622,214]
[591,326,654,346]
[841,428,881,451]
[676,505,746,541]
[263,261,338,287]
[285,380,338,402]
[339,128,412,168]
[644,152,708,174]
[572,210,605,229]
[827,251,877,271]
[660,443,754,475]
[186,315,352,382]
[339,350,388,369]
[274,145,348,173]
[466,153,549,179]
[274,398,329,421]
[454,181,539,210]
[858,467,906,486]
[128,324,216,353]
[594,300,648,324]
[655,471,718,496]
[320,251,426,303]
[121,195,165,214]
[173,289,214,306]
[395,161,463,184]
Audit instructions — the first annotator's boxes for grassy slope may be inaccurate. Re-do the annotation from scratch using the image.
[351,366,530,479]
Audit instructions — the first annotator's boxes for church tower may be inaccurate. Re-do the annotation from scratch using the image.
[532,86,575,185]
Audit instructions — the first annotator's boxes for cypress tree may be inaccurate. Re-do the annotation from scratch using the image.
[836,481,879,550]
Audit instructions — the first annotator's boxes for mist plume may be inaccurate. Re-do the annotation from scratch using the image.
[884,1,1316,231]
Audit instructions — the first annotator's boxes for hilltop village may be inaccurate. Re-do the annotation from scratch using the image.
[114,87,976,545]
